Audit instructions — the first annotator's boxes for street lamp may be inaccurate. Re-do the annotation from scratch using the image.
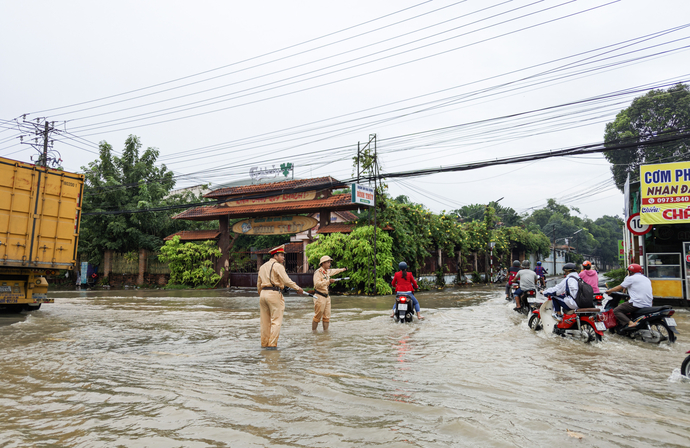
[552,229,584,273]
[486,197,503,282]
[572,229,583,260]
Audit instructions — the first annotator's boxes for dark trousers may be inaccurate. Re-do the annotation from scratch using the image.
[613,301,641,326]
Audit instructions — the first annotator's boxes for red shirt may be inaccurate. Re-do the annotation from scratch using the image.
[391,271,418,292]
[507,267,520,284]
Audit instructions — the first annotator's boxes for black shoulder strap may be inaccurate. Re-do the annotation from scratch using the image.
[268,260,277,287]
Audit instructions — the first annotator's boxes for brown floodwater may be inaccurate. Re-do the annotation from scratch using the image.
[1,286,689,447]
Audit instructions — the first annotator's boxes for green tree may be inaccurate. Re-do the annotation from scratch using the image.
[524,199,622,269]
[453,202,523,227]
[79,135,211,264]
[306,225,394,295]
[604,83,690,190]
[158,236,222,287]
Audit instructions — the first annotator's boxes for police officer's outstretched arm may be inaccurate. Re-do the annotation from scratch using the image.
[276,263,304,294]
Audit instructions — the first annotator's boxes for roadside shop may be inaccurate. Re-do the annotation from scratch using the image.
[625,160,690,305]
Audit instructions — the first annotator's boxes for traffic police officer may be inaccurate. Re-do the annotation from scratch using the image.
[312,255,347,331]
[257,245,304,349]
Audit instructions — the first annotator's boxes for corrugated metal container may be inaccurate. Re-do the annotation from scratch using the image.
[0,156,84,270]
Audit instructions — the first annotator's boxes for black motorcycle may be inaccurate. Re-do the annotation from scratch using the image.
[681,351,690,377]
[605,292,678,344]
[394,292,415,323]
[515,289,538,316]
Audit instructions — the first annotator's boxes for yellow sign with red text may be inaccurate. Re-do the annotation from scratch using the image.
[640,161,690,225]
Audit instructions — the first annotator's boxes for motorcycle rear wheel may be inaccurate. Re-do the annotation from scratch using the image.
[681,355,690,377]
[528,314,542,331]
[580,322,601,343]
[650,321,676,344]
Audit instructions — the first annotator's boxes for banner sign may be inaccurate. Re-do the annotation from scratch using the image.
[80,261,88,284]
[222,190,316,208]
[618,240,624,261]
[351,183,375,206]
[249,162,293,181]
[640,161,690,224]
[231,215,317,235]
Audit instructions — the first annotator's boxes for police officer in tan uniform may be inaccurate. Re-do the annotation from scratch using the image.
[257,245,304,349]
[312,255,347,331]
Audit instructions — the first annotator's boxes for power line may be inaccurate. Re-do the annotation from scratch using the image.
[69,0,619,135]
[30,0,435,115]
[81,131,690,216]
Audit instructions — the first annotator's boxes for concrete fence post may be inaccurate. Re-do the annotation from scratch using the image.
[138,248,146,285]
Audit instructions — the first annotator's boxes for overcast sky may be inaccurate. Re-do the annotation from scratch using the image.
[2,0,689,221]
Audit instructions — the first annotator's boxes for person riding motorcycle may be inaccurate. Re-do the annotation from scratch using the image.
[513,260,538,311]
[391,262,424,320]
[543,263,580,321]
[578,260,600,293]
[505,260,521,300]
[604,263,653,329]
[534,261,548,288]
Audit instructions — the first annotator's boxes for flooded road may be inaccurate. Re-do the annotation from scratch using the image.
[1,287,689,447]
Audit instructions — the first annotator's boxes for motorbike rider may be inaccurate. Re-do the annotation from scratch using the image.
[579,260,600,294]
[391,262,424,320]
[604,263,653,329]
[513,260,538,311]
[505,260,521,300]
[534,261,548,288]
[543,262,580,321]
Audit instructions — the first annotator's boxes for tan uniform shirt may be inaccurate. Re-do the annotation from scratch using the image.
[313,267,346,295]
[257,259,300,294]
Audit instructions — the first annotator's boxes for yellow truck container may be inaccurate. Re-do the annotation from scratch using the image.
[0,156,84,312]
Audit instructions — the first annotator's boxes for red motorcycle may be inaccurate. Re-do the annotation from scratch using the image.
[528,296,545,331]
[539,297,606,343]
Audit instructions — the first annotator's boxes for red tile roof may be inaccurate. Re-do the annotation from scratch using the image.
[253,242,303,254]
[164,230,221,241]
[204,176,346,199]
[317,223,355,234]
[173,193,358,221]
[335,210,358,222]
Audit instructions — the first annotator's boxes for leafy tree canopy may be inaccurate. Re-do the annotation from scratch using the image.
[306,225,394,295]
[158,236,222,287]
[452,202,523,227]
[79,135,213,264]
[604,83,690,190]
[524,199,623,268]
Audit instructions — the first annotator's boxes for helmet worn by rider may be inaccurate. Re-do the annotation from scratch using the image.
[399,261,408,270]
[512,260,521,267]
[537,261,542,266]
[627,263,643,274]
[563,262,577,272]
[582,260,592,269]
[521,260,531,268]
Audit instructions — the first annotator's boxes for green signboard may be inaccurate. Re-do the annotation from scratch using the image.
[618,240,624,261]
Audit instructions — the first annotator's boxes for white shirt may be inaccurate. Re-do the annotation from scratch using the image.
[620,273,653,308]
[544,273,580,310]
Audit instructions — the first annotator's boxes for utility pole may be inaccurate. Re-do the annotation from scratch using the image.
[41,121,49,168]
[16,116,63,168]
[552,224,556,275]
[358,133,378,295]
[372,134,378,295]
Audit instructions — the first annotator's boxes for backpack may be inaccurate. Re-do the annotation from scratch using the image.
[565,276,595,309]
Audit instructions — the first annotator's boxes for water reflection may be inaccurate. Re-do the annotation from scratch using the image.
[0,287,688,446]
